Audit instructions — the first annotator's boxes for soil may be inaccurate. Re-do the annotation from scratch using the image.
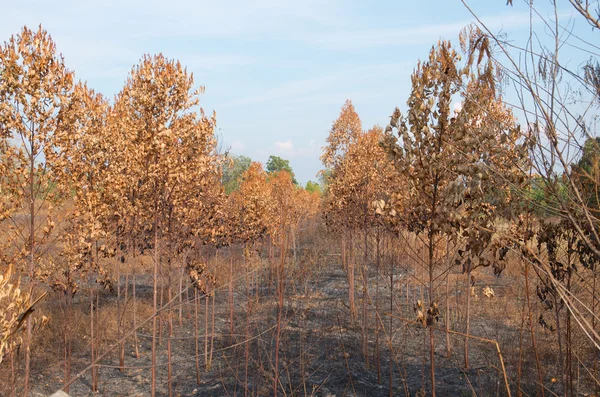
[14,257,575,397]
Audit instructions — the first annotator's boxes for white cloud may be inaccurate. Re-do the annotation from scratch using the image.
[274,140,294,154]
[453,101,463,115]
[270,139,321,159]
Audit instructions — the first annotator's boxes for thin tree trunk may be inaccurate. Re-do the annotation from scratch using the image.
[204,294,209,370]
[593,270,598,397]
[554,294,565,396]
[179,264,184,326]
[151,211,159,397]
[133,263,140,358]
[124,261,130,358]
[565,269,573,397]
[159,265,164,346]
[445,238,452,358]
[23,143,36,397]
[168,282,173,397]
[445,269,452,358]
[389,237,395,397]
[194,288,201,385]
[363,227,369,368]
[428,233,436,397]
[209,290,215,369]
[95,284,100,390]
[375,230,381,384]
[465,269,471,370]
[118,253,125,371]
[274,231,286,397]
[292,227,297,266]
[525,262,545,397]
[229,254,235,341]
[63,294,72,393]
[348,233,356,321]
[208,250,217,370]
[517,282,526,397]
[186,279,191,320]
[342,234,347,273]
[90,279,98,392]
[244,268,251,397]
[406,279,409,316]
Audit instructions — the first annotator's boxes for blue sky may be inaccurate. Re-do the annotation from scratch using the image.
[0,0,584,184]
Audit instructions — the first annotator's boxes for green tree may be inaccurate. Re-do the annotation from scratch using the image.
[572,137,600,213]
[305,180,322,195]
[266,155,297,185]
[222,154,251,194]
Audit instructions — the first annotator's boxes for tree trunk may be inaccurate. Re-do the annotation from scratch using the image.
[194,288,201,385]
[362,227,369,368]
[445,271,452,358]
[118,251,124,371]
[179,264,184,326]
[23,143,36,397]
[465,269,471,370]
[525,262,545,397]
[168,282,173,397]
[151,211,159,397]
[428,235,436,397]
[204,294,209,370]
[63,293,72,393]
[566,250,573,397]
[244,269,251,397]
[229,254,235,341]
[517,282,526,397]
[90,279,98,392]
[95,283,100,390]
[389,237,395,397]
[274,231,287,397]
[348,233,356,321]
[133,263,140,358]
[342,234,347,273]
[375,231,381,384]
[209,290,215,369]
[445,238,452,358]
[292,227,297,266]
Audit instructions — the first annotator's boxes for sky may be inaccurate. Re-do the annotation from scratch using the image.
[0,0,586,184]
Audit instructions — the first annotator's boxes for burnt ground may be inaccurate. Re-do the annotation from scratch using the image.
[15,257,575,397]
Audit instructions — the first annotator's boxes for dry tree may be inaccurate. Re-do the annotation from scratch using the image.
[112,53,218,397]
[52,82,114,392]
[381,37,527,395]
[321,100,363,320]
[326,122,401,367]
[461,0,600,394]
[266,169,296,397]
[0,25,77,396]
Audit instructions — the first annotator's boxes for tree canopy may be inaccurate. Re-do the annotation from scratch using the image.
[222,154,252,194]
[305,180,322,195]
[266,155,297,185]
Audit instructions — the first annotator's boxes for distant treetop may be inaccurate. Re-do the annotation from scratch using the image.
[266,155,298,185]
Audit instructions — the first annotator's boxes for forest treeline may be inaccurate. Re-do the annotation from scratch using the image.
[2,1,600,396]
